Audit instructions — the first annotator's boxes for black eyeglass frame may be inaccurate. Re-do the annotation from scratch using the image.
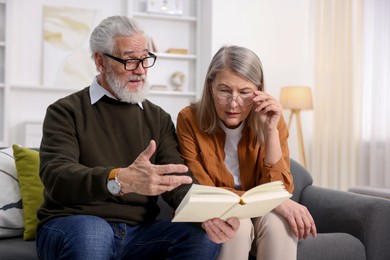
[104,52,157,71]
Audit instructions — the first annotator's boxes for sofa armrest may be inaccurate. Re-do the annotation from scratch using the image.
[301,185,390,260]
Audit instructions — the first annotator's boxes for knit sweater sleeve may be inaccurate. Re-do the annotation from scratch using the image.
[145,102,197,210]
[39,90,113,204]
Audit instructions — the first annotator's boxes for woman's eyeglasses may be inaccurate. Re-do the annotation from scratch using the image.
[213,90,254,106]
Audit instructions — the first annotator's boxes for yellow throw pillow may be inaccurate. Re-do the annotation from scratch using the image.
[12,145,43,241]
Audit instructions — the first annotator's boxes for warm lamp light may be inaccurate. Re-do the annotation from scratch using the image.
[280,87,313,111]
[280,86,313,168]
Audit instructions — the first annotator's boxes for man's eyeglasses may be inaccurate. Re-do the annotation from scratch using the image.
[104,52,157,71]
[213,90,254,106]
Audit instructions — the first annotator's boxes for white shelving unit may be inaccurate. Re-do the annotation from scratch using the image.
[0,0,7,146]
[0,0,209,146]
[127,0,201,121]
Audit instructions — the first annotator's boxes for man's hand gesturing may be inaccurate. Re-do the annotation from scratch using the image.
[116,140,193,196]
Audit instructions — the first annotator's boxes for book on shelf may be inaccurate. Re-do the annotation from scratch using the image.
[172,181,291,222]
[166,48,188,54]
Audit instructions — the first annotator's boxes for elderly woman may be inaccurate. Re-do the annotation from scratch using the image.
[176,45,317,260]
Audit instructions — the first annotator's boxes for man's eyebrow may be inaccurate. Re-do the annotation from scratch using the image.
[123,51,134,55]
[122,49,149,56]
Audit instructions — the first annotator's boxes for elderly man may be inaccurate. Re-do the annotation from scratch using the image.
[36,16,239,260]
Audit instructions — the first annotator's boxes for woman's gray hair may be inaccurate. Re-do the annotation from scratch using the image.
[90,16,144,57]
[192,45,265,142]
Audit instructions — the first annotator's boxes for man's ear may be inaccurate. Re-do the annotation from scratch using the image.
[94,52,105,73]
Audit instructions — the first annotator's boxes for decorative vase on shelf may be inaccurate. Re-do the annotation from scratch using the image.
[170,71,185,91]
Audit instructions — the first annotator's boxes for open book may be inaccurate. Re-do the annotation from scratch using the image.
[172,181,291,222]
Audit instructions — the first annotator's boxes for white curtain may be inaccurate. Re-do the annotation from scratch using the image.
[359,0,390,188]
[311,0,390,190]
[311,0,363,190]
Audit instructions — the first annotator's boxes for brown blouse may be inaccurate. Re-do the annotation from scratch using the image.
[176,106,294,196]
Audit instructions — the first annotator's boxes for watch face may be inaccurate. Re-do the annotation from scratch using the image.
[107,180,121,195]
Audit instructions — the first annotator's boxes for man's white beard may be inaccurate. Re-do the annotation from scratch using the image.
[106,67,149,104]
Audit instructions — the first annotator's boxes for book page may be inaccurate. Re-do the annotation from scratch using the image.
[241,181,286,199]
[220,192,292,220]
[172,184,239,222]
[172,198,237,222]
[189,184,239,197]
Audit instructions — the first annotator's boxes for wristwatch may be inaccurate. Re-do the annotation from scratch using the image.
[107,169,122,196]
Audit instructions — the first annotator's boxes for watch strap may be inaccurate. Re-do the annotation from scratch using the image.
[108,168,120,181]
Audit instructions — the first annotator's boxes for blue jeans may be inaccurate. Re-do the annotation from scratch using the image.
[36,215,220,260]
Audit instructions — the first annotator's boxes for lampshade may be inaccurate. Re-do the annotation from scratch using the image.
[280,86,313,110]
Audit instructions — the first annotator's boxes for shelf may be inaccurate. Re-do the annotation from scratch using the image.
[133,12,196,22]
[9,84,196,97]
[149,90,196,97]
[10,84,79,92]
[156,52,196,60]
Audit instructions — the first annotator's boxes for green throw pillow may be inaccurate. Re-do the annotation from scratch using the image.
[12,145,43,241]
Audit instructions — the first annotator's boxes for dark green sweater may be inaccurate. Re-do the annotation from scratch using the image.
[37,87,194,230]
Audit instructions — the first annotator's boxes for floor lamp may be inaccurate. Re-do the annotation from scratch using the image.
[280,86,313,168]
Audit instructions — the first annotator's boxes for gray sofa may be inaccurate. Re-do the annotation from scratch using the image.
[1,158,390,260]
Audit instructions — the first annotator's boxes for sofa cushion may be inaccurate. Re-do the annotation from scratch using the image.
[0,237,38,259]
[13,145,44,241]
[0,147,24,238]
[297,233,365,260]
